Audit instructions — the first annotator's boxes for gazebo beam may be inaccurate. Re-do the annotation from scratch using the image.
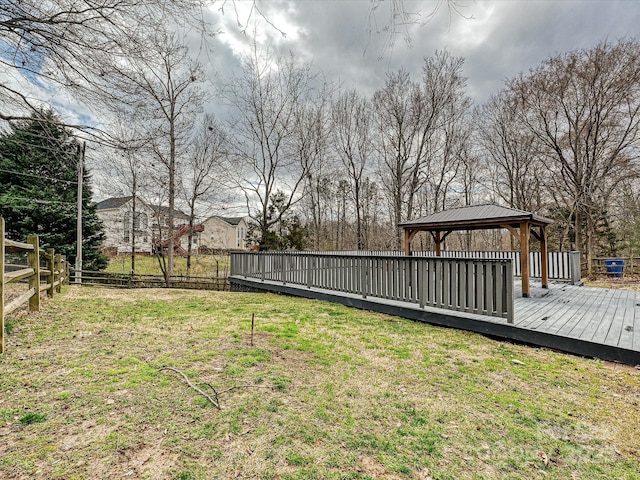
[500,224,520,240]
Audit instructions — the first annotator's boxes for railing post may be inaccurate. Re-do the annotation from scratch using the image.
[1,218,5,354]
[47,248,55,298]
[418,258,425,309]
[27,235,40,312]
[570,251,581,284]
[360,257,367,299]
[505,259,514,323]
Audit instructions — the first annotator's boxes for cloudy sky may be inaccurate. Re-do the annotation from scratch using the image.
[9,1,636,132]
[5,0,636,203]
[201,0,640,109]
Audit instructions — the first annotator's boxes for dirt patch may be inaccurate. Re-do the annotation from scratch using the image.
[357,456,403,479]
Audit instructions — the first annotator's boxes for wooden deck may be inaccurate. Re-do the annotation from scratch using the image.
[230,277,640,366]
[513,280,639,357]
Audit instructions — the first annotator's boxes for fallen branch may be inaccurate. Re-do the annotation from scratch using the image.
[159,366,221,409]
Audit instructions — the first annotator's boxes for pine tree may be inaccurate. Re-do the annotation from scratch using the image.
[0,109,107,270]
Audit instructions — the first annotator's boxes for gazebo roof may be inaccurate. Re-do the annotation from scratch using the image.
[398,204,553,231]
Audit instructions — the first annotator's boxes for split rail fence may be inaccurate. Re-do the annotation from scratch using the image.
[1,218,68,354]
[70,269,229,290]
[231,252,515,323]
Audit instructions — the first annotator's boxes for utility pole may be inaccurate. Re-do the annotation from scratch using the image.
[75,142,85,283]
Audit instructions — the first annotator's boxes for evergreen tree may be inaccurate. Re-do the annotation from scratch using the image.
[0,110,107,270]
[247,190,309,251]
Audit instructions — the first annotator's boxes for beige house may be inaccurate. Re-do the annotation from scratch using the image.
[200,216,250,251]
[96,196,154,255]
[97,196,200,255]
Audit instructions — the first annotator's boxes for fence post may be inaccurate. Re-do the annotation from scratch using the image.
[27,235,40,312]
[55,254,62,293]
[63,256,69,285]
[1,218,5,354]
[47,248,55,298]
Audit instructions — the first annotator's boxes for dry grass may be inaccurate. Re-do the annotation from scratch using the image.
[1,287,639,479]
[104,255,230,277]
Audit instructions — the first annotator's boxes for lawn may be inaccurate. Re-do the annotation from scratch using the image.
[1,287,639,479]
[104,254,230,277]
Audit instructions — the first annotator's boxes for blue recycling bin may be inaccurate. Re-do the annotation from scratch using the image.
[604,259,624,278]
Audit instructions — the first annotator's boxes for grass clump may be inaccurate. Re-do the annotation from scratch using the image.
[18,413,47,425]
[0,286,638,479]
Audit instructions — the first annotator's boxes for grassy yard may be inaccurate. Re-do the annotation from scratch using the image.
[104,255,230,277]
[1,287,639,480]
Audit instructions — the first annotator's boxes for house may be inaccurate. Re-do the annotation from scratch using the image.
[97,196,202,256]
[96,196,154,255]
[150,204,190,230]
[147,204,200,253]
[200,216,251,251]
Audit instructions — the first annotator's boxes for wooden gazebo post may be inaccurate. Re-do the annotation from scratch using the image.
[540,226,549,288]
[520,221,530,298]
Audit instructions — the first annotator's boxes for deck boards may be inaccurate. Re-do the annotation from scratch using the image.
[513,281,638,351]
[231,276,640,365]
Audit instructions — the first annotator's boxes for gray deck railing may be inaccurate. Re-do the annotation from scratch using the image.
[230,252,514,323]
[303,250,581,284]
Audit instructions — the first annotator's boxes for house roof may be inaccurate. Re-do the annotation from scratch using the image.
[150,204,189,219]
[96,196,133,210]
[218,216,245,226]
[399,204,553,231]
[205,216,246,226]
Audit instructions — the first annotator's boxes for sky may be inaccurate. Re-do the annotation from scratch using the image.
[5,0,637,140]
[200,0,640,109]
[4,0,639,205]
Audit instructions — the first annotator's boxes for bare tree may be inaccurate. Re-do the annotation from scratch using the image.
[223,47,315,249]
[98,29,205,282]
[0,0,207,128]
[373,69,424,247]
[331,89,372,250]
[180,114,227,274]
[294,82,333,250]
[510,40,640,273]
[374,52,467,247]
[476,91,544,212]
[100,124,153,273]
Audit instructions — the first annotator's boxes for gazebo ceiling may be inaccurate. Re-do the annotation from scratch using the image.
[398,204,553,232]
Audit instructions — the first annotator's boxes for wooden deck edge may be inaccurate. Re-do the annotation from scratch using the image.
[230,277,640,367]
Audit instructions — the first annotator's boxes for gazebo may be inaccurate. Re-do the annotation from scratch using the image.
[399,204,553,298]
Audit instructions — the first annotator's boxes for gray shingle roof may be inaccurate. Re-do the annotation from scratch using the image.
[219,216,245,226]
[95,196,133,210]
[399,204,553,229]
[151,204,188,219]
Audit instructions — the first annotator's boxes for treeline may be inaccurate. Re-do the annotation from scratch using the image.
[222,40,640,276]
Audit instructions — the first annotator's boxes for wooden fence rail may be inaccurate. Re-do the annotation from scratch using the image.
[1,217,68,354]
[230,252,514,323]
[70,269,230,290]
